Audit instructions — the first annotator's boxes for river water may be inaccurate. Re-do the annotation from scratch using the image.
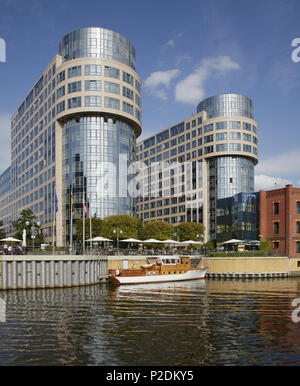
[0,278,300,366]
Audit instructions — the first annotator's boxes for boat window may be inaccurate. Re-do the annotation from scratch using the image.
[171,259,176,264]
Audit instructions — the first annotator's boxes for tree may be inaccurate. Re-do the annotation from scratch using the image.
[75,217,103,241]
[176,222,205,242]
[260,239,270,251]
[0,220,5,240]
[204,240,216,252]
[101,215,141,241]
[140,221,174,241]
[13,209,44,246]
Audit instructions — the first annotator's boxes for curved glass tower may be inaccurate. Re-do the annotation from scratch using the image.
[55,27,142,246]
[197,93,253,119]
[198,94,257,239]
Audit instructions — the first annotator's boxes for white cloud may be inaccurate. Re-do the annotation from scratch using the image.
[175,56,240,105]
[0,113,11,173]
[255,174,292,191]
[256,149,300,176]
[144,69,181,100]
[165,39,175,48]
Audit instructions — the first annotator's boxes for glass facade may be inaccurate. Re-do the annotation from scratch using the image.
[197,94,253,119]
[62,116,136,242]
[59,28,136,70]
[216,192,259,244]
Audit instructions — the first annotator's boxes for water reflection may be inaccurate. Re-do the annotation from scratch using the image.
[0,279,299,366]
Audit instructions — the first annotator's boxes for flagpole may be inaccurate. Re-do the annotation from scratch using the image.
[70,185,73,254]
[52,188,55,256]
[82,193,85,254]
[89,197,92,253]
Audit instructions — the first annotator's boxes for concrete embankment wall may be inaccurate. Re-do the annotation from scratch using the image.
[1,255,300,290]
[0,255,108,290]
[202,256,300,278]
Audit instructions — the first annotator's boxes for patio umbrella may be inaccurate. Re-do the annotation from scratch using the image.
[121,238,142,243]
[178,240,202,244]
[142,239,165,243]
[161,239,179,244]
[246,240,260,245]
[222,239,244,244]
[0,237,22,242]
[1,237,22,254]
[86,236,112,242]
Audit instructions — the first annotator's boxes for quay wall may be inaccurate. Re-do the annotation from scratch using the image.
[1,255,300,289]
[0,255,108,290]
[202,256,300,278]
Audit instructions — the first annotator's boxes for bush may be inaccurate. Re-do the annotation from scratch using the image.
[208,250,274,258]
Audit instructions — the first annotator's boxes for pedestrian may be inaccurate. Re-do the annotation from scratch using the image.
[8,245,12,255]
[4,244,7,255]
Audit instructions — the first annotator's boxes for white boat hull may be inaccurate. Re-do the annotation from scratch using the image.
[111,269,206,285]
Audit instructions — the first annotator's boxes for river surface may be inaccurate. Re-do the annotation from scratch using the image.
[0,278,300,366]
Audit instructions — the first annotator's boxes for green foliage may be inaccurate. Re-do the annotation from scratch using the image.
[13,209,44,246]
[176,222,205,242]
[0,220,4,239]
[100,215,141,240]
[75,217,103,241]
[204,240,216,251]
[209,251,274,257]
[140,221,174,241]
[260,239,270,251]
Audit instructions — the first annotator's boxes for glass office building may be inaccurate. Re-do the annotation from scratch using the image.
[0,27,142,246]
[216,192,259,245]
[136,94,258,241]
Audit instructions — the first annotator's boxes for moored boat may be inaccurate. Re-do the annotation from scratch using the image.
[108,256,207,285]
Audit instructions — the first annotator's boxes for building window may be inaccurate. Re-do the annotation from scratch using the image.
[230,143,241,151]
[123,101,134,115]
[104,81,120,94]
[85,64,101,76]
[229,121,241,129]
[68,81,81,93]
[68,97,81,109]
[216,143,228,152]
[243,144,252,152]
[104,97,120,110]
[123,71,134,86]
[85,96,101,107]
[297,202,300,214]
[297,242,300,254]
[56,70,65,84]
[123,86,134,100]
[273,241,279,249]
[274,222,279,234]
[216,121,227,130]
[243,122,252,131]
[104,66,119,79]
[204,124,214,133]
[297,221,300,234]
[68,66,81,78]
[273,202,279,215]
[85,80,101,91]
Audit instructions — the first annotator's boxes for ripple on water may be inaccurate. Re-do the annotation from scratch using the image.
[0,278,299,365]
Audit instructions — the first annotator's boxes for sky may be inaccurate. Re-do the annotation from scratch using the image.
[0,0,300,191]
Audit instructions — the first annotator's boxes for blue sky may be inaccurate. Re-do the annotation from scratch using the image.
[0,0,300,190]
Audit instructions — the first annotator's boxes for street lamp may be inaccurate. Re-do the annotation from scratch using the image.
[113,229,123,251]
[26,220,40,254]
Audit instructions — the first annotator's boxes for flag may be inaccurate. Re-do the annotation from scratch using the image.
[82,196,88,217]
[71,192,74,215]
[55,191,58,213]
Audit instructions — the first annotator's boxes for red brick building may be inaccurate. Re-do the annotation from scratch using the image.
[260,185,300,257]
